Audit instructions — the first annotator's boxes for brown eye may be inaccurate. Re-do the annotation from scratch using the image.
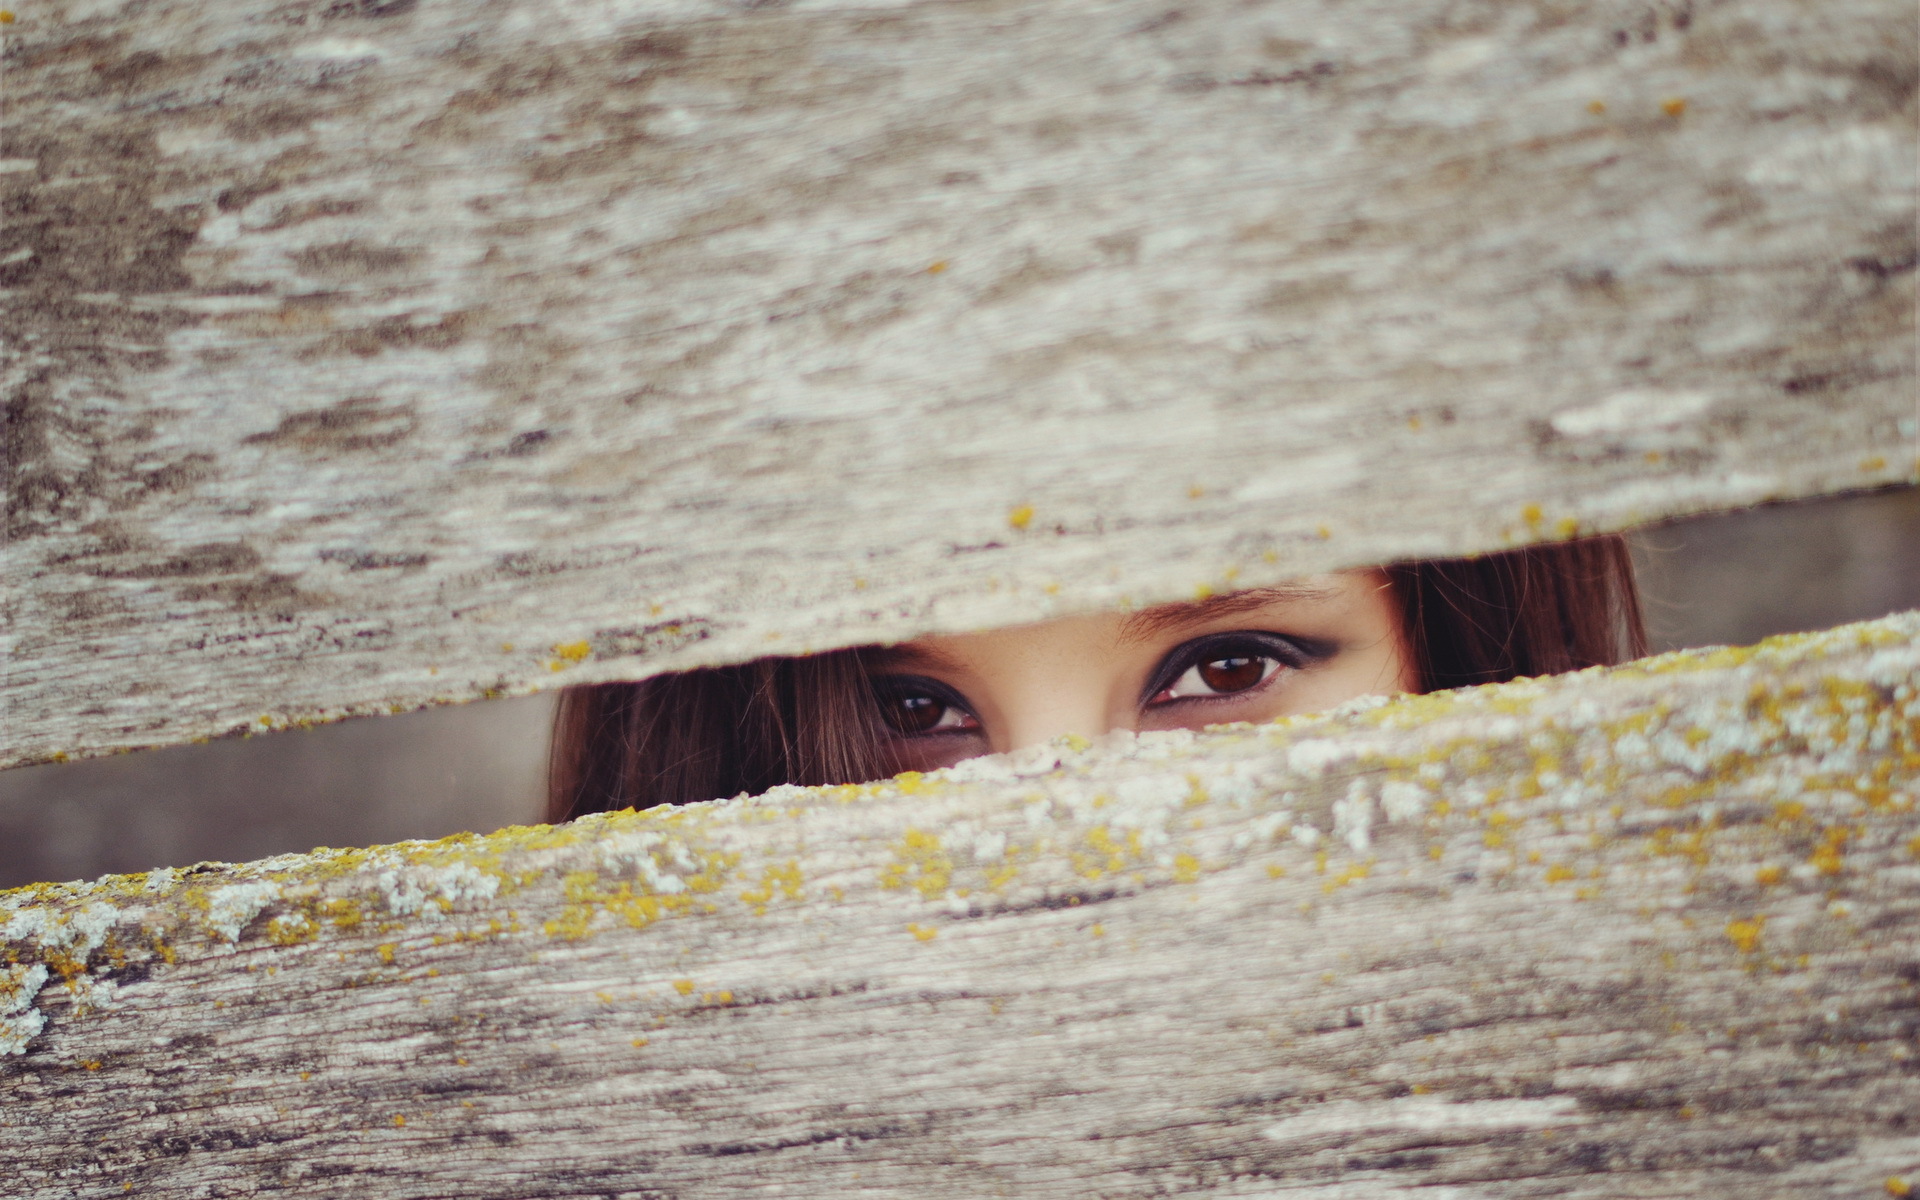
[1146,631,1331,707]
[884,694,947,735]
[1196,656,1266,694]
[873,678,980,737]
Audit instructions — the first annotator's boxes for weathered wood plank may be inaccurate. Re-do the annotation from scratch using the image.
[4,0,1913,765]
[4,613,1916,1197]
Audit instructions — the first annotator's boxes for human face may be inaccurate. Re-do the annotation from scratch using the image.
[868,571,1416,773]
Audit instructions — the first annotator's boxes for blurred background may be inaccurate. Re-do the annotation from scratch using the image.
[4,485,1916,890]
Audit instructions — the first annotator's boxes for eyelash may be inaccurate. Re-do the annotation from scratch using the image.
[1140,631,1332,708]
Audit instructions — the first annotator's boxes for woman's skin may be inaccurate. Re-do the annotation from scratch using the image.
[869,570,1416,773]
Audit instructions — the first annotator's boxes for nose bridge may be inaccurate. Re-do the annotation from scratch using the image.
[989,622,1134,753]
[999,688,1116,753]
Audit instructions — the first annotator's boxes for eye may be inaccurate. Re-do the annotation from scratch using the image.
[884,694,972,735]
[1142,631,1331,707]
[873,677,981,737]
[1163,655,1279,699]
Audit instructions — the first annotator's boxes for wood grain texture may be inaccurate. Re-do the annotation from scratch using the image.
[4,613,1917,1197]
[3,0,1914,766]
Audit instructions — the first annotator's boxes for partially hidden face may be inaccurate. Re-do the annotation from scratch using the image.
[868,571,1416,774]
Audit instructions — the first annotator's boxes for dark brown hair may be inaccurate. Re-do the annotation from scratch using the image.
[1384,535,1647,692]
[549,537,1647,822]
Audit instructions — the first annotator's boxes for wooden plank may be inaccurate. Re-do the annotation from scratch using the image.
[3,613,1916,1196]
[3,0,1913,765]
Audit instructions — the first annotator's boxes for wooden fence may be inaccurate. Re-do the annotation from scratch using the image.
[2,0,1915,1193]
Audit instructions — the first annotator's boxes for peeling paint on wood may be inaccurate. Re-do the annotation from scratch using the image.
[3,614,1917,1195]
[2,0,1914,765]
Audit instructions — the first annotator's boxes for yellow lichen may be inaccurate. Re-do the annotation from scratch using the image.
[738,860,804,912]
[882,828,953,899]
[545,869,693,940]
[267,914,319,946]
[1725,917,1765,955]
[318,898,362,925]
[1809,827,1848,876]
[1322,860,1372,893]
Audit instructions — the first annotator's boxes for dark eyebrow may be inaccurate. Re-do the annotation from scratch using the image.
[1118,583,1343,644]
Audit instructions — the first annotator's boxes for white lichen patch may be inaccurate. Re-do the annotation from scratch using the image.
[143,867,179,895]
[65,970,120,1017]
[593,832,688,895]
[1379,780,1433,823]
[367,859,503,920]
[203,881,280,943]
[1332,781,1376,853]
[0,964,50,1056]
[2,901,119,961]
[1285,738,1352,778]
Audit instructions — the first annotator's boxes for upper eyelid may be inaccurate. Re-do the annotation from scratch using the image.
[1140,631,1329,703]
[872,672,964,692]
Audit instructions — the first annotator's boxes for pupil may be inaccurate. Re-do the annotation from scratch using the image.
[1197,656,1265,693]
[887,694,945,734]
